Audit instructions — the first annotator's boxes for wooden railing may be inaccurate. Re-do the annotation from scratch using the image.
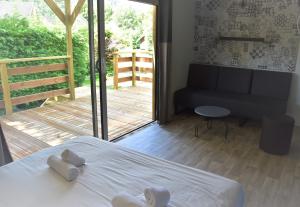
[0,56,75,115]
[113,50,154,89]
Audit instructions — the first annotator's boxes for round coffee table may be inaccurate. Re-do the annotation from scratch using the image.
[194,106,231,141]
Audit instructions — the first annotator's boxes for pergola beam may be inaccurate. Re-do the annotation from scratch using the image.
[64,0,75,100]
[71,0,86,25]
[43,0,86,26]
[44,0,66,25]
[43,0,87,101]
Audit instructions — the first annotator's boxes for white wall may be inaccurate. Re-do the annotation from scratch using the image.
[168,0,195,119]
[168,0,300,126]
[288,51,300,126]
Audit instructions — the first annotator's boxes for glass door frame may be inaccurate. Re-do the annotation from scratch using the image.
[87,0,99,138]
[96,0,109,141]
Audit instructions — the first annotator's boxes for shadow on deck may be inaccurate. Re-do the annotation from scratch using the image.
[1,86,153,160]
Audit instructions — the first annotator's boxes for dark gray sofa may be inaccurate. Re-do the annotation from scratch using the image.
[174,64,292,120]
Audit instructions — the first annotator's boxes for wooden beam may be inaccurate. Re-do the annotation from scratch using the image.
[132,52,137,87]
[9,76,68,91]
[136,76,152,83]
[0,56,69,64]
[136,67,153,73]
[118,77,133,83]
[65,0,76,100]
[136,57,153,63]
[71,0,86,25]
[118,57,133,62]
[0,64,13,114]
[113,54,119,89]
[11,89,69,106]
[44,0,66,25]
[8,63,67,76]
[118,67,132,73]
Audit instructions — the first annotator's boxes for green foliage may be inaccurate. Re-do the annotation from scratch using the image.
[104,30,117,68]
[105,5,113,23]
[0,16,88,108]
[80,3,116,77]
[89,29,117,77]
[114,7,144,49]
[81,1,153,50]
[81,1,113,23]
[0,16,29,29]
[81,3,96,23]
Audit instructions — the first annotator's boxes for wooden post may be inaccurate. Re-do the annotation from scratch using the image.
[132,51,137,87]
[65,0,75,100]
[113,53,119,90]
[0,64,13,114]
[45,0,87,101]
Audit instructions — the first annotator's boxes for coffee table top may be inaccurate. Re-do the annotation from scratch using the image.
[194,106,231,118]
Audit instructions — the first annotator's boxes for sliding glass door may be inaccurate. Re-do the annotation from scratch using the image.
[87,0,99,138]
[88,0,158,141]
[96,0,109,140]
[87,0,108,140]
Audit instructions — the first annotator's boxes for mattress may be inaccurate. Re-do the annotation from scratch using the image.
[0,136,244,207]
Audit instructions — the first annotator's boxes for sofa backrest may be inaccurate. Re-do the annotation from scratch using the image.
[187,64,219,90]
[251,70,292,100]
[217,67,252,94]
[187,64,292,100]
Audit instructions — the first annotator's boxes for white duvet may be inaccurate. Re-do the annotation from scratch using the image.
[0,136,244,207]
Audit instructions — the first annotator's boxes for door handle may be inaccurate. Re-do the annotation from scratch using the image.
[95,60,107,80]
[95,60,100,73]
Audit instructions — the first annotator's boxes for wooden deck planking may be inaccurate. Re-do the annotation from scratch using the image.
[1,122,51,159]
[1,86,153,159]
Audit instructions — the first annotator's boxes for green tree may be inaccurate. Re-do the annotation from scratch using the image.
[81,1,113,23]
[114,7,144,49]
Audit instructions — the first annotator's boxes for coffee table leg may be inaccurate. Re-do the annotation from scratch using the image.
[195,125,199,137]
[207,119,213,129]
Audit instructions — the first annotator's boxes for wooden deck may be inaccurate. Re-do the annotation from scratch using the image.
[1,86,153,160]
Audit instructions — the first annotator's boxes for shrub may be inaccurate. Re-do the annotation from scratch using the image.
[0,16,88,86]
[0,16,88,109]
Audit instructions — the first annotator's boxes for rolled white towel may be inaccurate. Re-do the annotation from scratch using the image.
[144,187,170,207]
[47,155,79,181]
[112,193,145,207]
[61,149,85,167]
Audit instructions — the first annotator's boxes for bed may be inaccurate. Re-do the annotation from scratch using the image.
[0,136,244,207]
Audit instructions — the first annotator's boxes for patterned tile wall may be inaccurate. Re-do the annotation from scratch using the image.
[194,0,300,72]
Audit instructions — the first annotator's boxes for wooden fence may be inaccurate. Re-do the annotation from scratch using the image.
[113,51,154,89]
[0,56,75,115]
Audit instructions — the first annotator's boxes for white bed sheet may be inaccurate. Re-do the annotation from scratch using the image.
[0,136,244,207]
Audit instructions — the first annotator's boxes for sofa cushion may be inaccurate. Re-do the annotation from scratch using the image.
[251,70,292,100]
[235,94,287,117]
[187,64,219,90]
[175,88,287,119]
[217,67,252,94]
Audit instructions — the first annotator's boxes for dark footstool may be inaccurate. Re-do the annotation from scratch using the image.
[260,115,295,155]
